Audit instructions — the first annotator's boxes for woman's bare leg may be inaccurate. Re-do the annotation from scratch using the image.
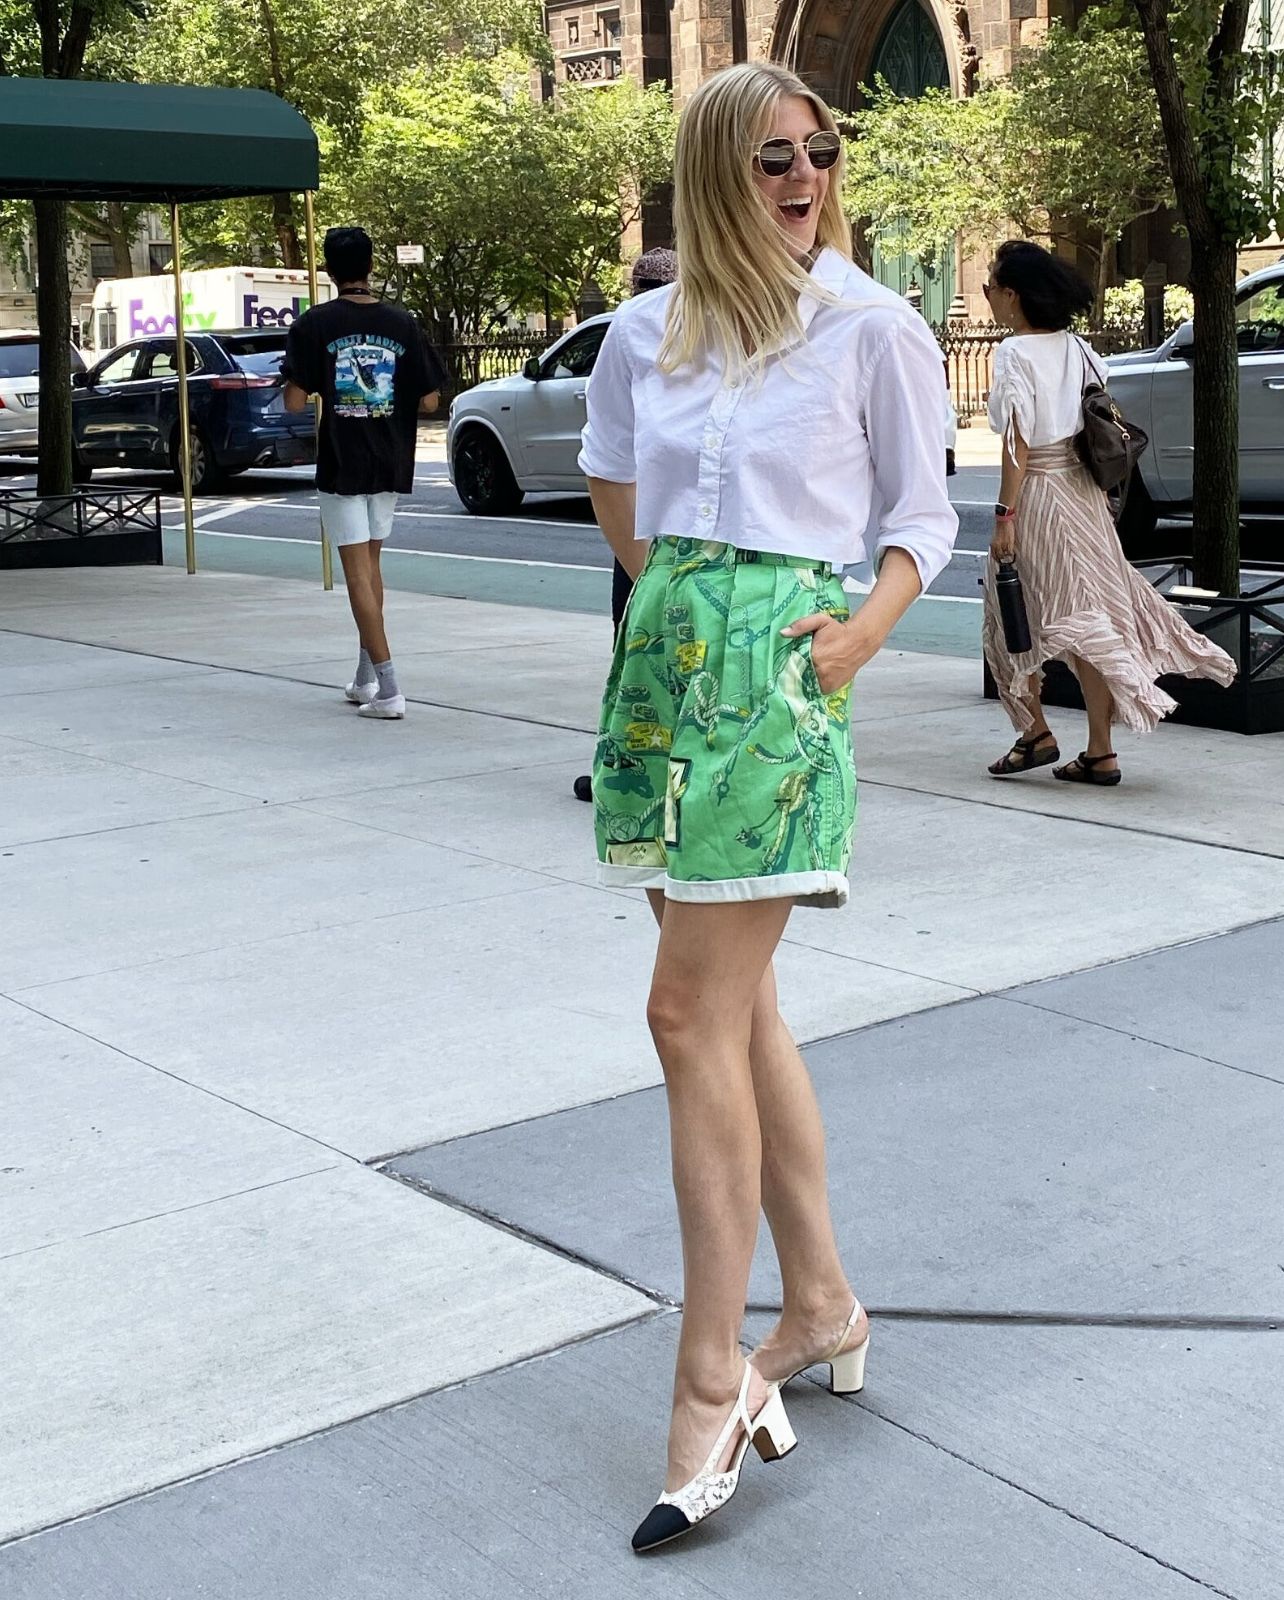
[1070,656,1118,772]
[643,890,792,1490]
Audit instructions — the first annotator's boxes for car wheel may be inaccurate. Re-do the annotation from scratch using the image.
[1113,473,1160,556]
[171,427,224,495]
[453,427,524,516]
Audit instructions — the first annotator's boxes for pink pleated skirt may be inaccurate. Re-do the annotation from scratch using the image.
[983,442,1237,735]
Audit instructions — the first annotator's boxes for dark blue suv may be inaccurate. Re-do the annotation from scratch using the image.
[71,329,315,493]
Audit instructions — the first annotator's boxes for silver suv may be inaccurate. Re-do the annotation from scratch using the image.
[1106,261,1284,538]
[0,331,87,459]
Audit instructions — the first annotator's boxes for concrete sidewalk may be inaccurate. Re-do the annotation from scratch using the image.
[2,563,1282,1598]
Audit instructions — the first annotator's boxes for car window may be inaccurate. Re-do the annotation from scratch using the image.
[93,347,144,386]
[142,341,205,380]
[0,339,83,379]
[216,332,288,378]
[1235,282,1284,353]
[543,325,607,380]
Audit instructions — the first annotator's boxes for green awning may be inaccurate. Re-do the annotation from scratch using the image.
[0,79,319,202]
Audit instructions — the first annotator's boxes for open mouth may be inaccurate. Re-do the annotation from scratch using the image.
[777,196,814,222]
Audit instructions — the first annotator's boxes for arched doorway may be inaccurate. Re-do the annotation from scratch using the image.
[866,0,955,326]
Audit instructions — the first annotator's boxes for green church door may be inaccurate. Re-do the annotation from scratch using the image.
[867,0,955,328]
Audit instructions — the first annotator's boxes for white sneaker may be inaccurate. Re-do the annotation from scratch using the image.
[345,679,379,705]
[357,693,406,720]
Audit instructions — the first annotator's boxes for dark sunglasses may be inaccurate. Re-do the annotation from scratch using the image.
[753,131,842,177]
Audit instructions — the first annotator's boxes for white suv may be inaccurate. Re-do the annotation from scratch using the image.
[0,331,87,459]
[448,312,958,516]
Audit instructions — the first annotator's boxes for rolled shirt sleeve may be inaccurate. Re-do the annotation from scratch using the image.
[861,317,959,593]
[577,316,637,483]
[986,339,1036,465]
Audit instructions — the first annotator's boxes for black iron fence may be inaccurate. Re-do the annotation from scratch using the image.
[941,324,1138,422]
[442,325,1145,418]
[440,338,552,397]
[0,489,163,568]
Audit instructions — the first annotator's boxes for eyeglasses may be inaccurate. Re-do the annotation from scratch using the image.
[753,131,842,177]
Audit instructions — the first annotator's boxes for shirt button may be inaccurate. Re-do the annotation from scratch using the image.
[700,504,712,518]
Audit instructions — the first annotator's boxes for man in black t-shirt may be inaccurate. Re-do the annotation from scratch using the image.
[283,226,445,720]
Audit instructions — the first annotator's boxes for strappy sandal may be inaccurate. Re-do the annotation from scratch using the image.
[1053,751,1122,787]
[988,731,1060,778]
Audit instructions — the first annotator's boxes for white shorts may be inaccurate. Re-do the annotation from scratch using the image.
[318,492,399,547]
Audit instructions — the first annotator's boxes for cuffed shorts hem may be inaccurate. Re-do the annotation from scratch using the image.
[597,863,849,910]
[318,491,399,546]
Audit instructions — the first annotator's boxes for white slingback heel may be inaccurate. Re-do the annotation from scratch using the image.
[781,1297,870,1394]
[631,1364,798,1553]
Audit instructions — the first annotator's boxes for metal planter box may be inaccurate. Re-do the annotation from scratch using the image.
[983,561,1284,736]
[0,490,163,569]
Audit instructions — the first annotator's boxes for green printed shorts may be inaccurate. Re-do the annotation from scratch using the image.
[593,537,856,909]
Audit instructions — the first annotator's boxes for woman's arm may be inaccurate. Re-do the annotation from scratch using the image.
[992,427,1029,563]
[783,318,958,693]
[587,478,645,580]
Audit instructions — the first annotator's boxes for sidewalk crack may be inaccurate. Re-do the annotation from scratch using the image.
[843,1394,1242,1599]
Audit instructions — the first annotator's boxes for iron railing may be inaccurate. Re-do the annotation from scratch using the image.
[442,326,1148,417]
[941,324,1138,421]
[0,488,163,543]
[441,338,553,396]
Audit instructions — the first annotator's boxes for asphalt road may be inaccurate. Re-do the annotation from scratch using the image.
[0,431,1002,603]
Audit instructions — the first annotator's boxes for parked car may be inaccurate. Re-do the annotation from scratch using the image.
[1105,260,1284,541]
[0,331,87,460]
[70,328,315,493]
[449,313,960,515]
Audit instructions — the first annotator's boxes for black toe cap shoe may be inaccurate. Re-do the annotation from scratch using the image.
[631,1502,692,1552]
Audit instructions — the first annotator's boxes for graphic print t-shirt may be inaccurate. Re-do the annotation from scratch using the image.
[283,298,445,495]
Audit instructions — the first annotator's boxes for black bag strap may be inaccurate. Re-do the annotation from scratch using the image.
[1073,333,1105,395]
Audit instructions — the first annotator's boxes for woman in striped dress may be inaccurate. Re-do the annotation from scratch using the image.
[982,240,1235,785]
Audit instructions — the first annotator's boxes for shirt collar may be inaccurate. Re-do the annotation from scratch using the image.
[797,246,852,335]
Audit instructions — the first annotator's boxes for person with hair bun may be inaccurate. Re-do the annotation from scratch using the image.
[983,239,1233,784]
[578,61,956,1550]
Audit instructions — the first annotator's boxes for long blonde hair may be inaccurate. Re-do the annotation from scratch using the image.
[659,62,851,380]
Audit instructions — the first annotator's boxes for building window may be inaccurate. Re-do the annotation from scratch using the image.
[567,17,579,44]
[598,8,621,44]
[88,243,115,280]
[149,242,174,274]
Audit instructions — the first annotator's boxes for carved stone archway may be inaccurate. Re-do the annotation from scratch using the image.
[770,0,970,111]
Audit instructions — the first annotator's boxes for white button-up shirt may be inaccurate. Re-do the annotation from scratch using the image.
[577,247,958,591]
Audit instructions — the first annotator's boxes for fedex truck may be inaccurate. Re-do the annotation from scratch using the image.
[86,268,336,356]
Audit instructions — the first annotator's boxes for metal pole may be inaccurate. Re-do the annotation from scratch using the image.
[170,202,196,573]
[304,191,333,591]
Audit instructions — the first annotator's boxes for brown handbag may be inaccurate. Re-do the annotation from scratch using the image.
[1072,337,1149,492]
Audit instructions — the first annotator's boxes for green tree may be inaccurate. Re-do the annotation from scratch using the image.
[842,83,1020,274]
[0,0,140,495]
[104,0,546,267]
[1129,0,1284,595]
[330,55,674,341]
[1009,14,1174,311]
[844,22,1174,319]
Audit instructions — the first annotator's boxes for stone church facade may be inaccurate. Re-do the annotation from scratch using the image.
[544,0,1078,321]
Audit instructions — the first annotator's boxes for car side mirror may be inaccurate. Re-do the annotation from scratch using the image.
[71,370,91,388]
[1169,321,1194,358]
[522,358,541,381]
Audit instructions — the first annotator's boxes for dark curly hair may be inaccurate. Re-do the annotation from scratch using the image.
[992,240,1093,331]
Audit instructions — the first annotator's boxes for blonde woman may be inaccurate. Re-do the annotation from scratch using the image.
[983,240,1235,782]
[578,62,957,1551]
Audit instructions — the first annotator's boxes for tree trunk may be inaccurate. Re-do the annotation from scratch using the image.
[1188,238,1241,598]
[108,203,134,277]
[1093,244,1111,327]
[34,197,73,498]
[272,193,302,268]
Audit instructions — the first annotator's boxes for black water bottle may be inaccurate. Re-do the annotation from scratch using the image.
[995,560,1032,654]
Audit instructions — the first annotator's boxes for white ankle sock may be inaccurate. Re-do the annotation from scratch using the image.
[354,648,376,688]
[374,659,400,700]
